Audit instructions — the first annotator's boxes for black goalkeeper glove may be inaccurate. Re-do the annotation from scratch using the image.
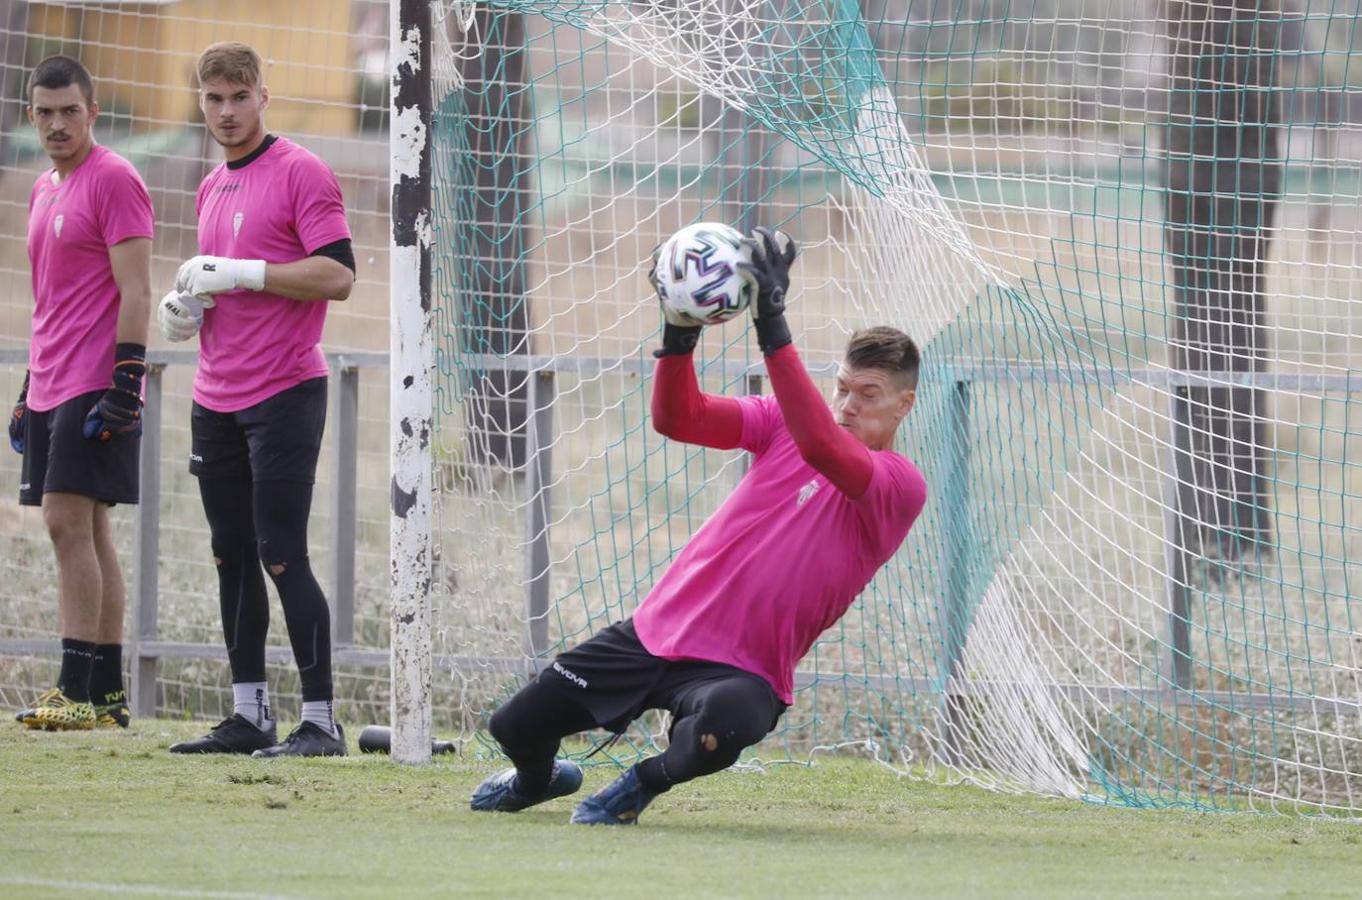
[8,370,28,454]
[741,226,798,356]
[83,343,146,442]
[648,243,703,358]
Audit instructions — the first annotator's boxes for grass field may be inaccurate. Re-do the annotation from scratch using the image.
[2,723,1360,899]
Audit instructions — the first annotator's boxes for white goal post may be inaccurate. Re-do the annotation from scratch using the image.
[389,0,435,766]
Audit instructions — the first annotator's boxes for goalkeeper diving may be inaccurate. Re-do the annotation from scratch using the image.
[471,227,928,825]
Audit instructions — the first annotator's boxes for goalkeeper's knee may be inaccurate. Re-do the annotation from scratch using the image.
[257,520,311,580]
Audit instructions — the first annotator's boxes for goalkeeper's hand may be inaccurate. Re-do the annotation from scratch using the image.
[8,370,28,454]
[740,226,798,356]
[175,255,267,298]
[648,243,703,358]
[158,289,213,343]
[83,344,146,442]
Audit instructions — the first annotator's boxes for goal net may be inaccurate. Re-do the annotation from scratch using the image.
[428,0,1362,814]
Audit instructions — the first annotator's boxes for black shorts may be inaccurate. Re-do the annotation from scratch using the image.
[538,618,787,735]
[190,377,327,483]
[19,389,140,507]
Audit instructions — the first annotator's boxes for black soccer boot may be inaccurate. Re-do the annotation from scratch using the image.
[169,714,278,755]
[252,721,347,758]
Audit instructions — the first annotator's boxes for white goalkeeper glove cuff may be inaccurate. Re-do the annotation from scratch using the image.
[175,256,267,298]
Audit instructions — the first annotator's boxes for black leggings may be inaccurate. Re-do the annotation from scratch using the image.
[198,476,333,702]
[489,670,777,796]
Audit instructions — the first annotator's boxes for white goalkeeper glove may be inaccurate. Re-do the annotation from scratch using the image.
[158,289,214,343]
[175,255,267,298]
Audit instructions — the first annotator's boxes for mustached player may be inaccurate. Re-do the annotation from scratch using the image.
[471,228,928,824]
[11,56,153,731]
[162,42,355,758]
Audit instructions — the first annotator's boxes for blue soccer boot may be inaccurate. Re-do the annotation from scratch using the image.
[570,764,660,825]
[470,759,583,812]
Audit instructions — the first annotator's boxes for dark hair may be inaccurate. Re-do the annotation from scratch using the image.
[27,55,94,106]
[844,326,920,391]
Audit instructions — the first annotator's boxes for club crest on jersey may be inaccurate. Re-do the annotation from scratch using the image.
[797,479,820,507]
[53,214,63,238]
[233,212,244,238]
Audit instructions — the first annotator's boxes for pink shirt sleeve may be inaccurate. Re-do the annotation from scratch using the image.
[854,452,928,557]
[650,355,744,449]
[289,156,351,253]
[97,162,153,247]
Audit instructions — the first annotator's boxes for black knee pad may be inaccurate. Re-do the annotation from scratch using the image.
[256,531,310,572]
[488,688,547,750]
[687,680,778,752]
[488,704,517,748]
[691,711,767,755]
[209,533,257,564]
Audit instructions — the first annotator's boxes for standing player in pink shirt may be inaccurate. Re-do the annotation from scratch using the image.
[10,56,153,731]
[159,43,354,758]
[471,228,928,824]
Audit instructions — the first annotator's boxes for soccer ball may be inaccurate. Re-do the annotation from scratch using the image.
[652,222,755,326]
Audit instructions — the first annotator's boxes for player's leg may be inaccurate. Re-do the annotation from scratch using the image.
[237,378,344,758]
[170,403,276,754]
[572,667,783,825]
[28,491,102,730]
[90,502,130,727]
[473,618,663,813]
[12,402,57,725]
[643,672,779,784]
[470,677,597,812]
[57,390,139,728]
[249,478,344,757]
[15,391,139,730]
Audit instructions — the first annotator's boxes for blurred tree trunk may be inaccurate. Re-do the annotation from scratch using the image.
[1163,0,1281,562]
[455,8,531,471]
[0,0,31,173]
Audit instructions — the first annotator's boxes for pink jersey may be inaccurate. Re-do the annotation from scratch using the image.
[26,144,153,411]
[193,136,351,411]
[633,394,928,703]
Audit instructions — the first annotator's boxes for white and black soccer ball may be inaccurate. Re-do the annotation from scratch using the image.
[652,222,755,326]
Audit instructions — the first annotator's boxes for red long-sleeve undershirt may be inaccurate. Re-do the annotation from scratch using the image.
[650,345,874,498]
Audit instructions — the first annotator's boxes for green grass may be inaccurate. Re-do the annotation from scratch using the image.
[2,724,1360,898]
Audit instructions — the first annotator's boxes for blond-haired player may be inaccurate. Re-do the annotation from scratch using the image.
[162,42,354,757]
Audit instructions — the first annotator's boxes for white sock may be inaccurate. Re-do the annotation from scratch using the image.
[232,682,274,733]
[301,700,338,739]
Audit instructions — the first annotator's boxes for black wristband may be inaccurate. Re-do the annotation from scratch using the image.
[115,343,146,364]
[653,322,702,359]
[112,343,147,393]
[754,313,791,356]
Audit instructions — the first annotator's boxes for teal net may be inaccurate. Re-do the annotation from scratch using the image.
[430,1,1362,813]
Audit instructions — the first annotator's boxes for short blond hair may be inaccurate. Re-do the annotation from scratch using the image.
[197,42,262,88]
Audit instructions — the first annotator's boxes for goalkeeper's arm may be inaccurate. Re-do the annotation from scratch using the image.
[744,226,873,499]
[175,240,355,303]
[646,236,743,449]
[765,344,873,499]
[650,354,743,449]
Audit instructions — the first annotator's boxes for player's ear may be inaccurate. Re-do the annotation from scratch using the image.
[897,388,915,421]
[87,100,99,123]
[259,84,270,109]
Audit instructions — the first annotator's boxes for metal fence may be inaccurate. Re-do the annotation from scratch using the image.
[2,346,1355,721]
[0,347,387,716]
